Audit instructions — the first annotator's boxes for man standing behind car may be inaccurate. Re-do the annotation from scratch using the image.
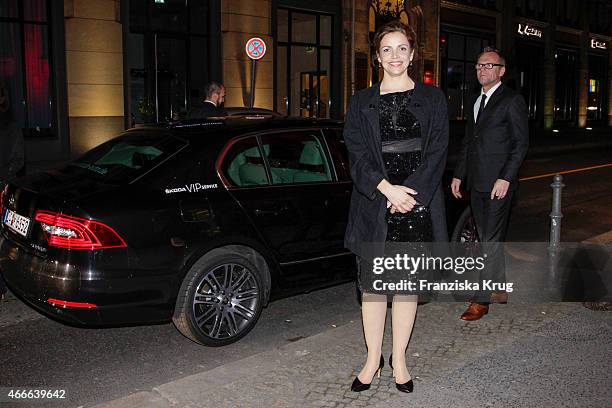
[187,81,228,119]
[450,47,529,321]
[0,80,25,300]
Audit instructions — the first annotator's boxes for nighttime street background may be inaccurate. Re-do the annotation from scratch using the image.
[2,0,612,406]
[1,141,611,407]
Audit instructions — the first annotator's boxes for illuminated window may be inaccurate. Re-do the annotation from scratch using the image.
[587,55,607,121]
[0,0,54,137]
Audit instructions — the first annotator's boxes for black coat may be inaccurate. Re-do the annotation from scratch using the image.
[343,82,449,258]
[453,83,529,192]
[186,101,228,119]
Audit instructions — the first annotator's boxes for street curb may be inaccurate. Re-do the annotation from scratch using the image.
[93,320,363,408]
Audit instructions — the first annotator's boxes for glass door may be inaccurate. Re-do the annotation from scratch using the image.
[299,71,328,118]
[276,8,333,118]
[127,34,187,124]
[516,42,544,121]
[154,35,187,122]
[554,49,577,123]
[127,0,210,125]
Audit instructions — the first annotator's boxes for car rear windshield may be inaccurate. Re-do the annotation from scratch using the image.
[65,131,188,184]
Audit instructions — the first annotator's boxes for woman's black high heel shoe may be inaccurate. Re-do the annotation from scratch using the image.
[389,354,414,393]
[351,355,384,392]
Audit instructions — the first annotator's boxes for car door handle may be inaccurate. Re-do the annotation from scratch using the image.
[254,209,278,216]
[254,203,291,217]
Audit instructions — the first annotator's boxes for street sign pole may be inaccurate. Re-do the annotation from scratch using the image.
[245,37,267,109]
[250,60,256,108]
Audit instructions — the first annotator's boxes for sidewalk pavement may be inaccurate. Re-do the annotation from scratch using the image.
[376,307,612,408]
[94,302,611,408]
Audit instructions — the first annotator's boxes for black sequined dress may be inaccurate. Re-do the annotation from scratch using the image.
[380,90,433,243]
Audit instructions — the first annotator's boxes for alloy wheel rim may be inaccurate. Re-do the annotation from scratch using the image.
[460,216,479,243]
[459,215,482,258]
[192,263,260,340]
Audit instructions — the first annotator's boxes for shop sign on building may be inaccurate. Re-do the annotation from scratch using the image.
[590,39,608,50]
[517,23,542,38]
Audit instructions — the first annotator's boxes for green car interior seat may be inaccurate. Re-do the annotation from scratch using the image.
[292,140,330,183]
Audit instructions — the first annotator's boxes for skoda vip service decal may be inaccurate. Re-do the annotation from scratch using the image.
[165,183,219,194]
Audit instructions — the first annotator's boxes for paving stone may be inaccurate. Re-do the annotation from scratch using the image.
[95,303,594,408]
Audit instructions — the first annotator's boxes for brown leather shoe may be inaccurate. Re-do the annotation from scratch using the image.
[490,292,508,304]
[460,302,489,321]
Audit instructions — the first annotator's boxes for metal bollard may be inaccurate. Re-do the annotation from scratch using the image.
[549,175,564,249]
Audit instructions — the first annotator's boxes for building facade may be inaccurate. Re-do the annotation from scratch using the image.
[435,0,612,131]
[1,0,611,166]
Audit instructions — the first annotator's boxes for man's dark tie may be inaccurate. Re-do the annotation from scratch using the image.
[476,94,487,124]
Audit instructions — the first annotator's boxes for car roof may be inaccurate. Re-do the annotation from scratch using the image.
[225,107,284,117]
[127,115,344,142]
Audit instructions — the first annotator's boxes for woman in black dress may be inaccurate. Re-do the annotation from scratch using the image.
[343,21,449,393]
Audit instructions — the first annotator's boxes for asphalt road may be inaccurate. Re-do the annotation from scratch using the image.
[0,283,361,408]
[509,148,612,241]
[1,146,611,407]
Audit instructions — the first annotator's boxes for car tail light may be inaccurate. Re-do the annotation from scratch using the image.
[47,298,97,309]
[34,210,127,250]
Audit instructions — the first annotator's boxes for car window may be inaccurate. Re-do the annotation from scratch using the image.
[220,137,269,187]
[260,130,333,185]
[64,131,188,184]
[323,128,351,182]
[94,143,163,168]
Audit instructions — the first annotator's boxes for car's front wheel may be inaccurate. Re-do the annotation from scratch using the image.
[451,206,479,244]
[173,252,265,346]
[450,206,481,301]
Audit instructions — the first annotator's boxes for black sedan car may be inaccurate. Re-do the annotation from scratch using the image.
[0,115,472,346]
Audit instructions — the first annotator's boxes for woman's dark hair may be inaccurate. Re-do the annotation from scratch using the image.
[373,20,417,54]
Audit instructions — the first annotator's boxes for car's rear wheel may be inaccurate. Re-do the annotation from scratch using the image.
[173,252,264,346]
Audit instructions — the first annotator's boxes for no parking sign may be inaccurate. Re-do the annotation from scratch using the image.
[245,37,267,60]
[245,38,266,108]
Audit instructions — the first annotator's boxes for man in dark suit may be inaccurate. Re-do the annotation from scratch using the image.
[187,81,228,119]
[451,47,529,321]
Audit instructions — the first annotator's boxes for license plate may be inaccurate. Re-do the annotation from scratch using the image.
[4,209,31,237]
